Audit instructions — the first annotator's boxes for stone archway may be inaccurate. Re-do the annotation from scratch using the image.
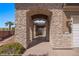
[26,9,52,48]
[15,3,70,50]
[32,14,49,41]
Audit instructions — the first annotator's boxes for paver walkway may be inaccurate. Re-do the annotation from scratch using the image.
[23,41,79,56]
[23,42,51,56]
[23,37,79,56]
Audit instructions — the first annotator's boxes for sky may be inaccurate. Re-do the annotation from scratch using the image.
[0,3,15,28]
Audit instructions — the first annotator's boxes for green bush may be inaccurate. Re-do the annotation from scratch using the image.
[0,42,25,56]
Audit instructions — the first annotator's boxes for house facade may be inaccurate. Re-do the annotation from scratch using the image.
[15,3,79,50]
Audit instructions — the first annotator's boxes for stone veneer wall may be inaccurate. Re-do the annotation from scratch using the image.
[15,10,30,48]
[50,9,63,48]
[49,9,72,48]
[15,3,72,49]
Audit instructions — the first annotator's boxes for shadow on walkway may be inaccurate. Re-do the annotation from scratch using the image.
[27,37,49,49]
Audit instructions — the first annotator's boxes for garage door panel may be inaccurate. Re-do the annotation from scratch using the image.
[73,16,79,47]
[73,39,79,41]
[73,28,79,30]
[73,33,79,34]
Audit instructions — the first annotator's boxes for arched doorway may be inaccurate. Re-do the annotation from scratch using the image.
[27,9,51,48]
[32,14,49,41]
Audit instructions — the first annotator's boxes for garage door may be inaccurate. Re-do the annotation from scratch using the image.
[72,16,79,47]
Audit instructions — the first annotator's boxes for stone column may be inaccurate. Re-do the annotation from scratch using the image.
[34,25,36,38]
[43,27,46,37]
[15,10,29,48]
[29,27,32,42]
[49,9,64,48]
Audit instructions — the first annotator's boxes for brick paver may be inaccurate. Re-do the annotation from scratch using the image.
[23,42,51,56]
[23,41,79,56]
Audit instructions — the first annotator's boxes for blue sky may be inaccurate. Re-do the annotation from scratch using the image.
[0,3,15,28]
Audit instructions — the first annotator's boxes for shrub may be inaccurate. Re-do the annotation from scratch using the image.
[0,42,25,56]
